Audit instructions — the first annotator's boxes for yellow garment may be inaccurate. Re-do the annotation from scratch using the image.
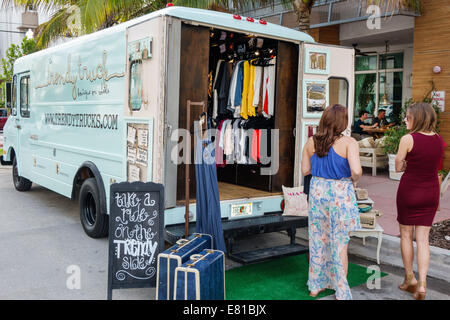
[247,62,256,117]
[240,61,250,119]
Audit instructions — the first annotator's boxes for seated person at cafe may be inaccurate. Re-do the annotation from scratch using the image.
[372,109,395,128]
[353,109,377,140]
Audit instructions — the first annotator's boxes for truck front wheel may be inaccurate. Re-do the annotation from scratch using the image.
[12,157,32,192]
[79,178,108,238]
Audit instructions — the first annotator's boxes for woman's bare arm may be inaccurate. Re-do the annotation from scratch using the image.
[346,137,363,183]
[301,137,314,176]
[395,134,413,172]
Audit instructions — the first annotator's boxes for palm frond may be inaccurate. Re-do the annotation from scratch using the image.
[33,7,72,48]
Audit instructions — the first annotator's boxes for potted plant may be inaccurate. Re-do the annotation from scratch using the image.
[383,125,409,180]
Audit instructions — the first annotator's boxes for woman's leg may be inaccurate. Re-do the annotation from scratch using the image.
[415,225,431,293]
[339,243,349,277]
[399,224,415,274]
[399,224,417,289]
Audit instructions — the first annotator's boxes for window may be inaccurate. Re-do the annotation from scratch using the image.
[355,73,377,116]
[20,76,30,118]
[379,53,403,70]
[328,77,349,107]
[129,60,143,111]
[11,75,17,116]
[379,71,403,122]
[354,52,404,124]
[355,55,377,71]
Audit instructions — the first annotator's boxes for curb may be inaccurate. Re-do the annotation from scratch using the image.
[293,228,450,283]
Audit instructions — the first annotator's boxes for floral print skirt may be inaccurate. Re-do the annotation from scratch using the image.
[307,176,361,300]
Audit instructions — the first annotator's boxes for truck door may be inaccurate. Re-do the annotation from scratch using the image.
[294,43,354,187]
[6,75,19,162]
[16,72,32,178]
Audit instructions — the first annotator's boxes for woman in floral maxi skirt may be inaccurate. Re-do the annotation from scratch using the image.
[301,105,362,300]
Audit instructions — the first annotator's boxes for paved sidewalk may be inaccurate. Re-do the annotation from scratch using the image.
[357,168,450,236]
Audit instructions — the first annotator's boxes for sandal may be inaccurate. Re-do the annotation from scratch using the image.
[398,273,417,294]
[413,281,426,300]
[309,289,325,297]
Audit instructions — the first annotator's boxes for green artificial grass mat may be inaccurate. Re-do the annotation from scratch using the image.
[225,254,387,300]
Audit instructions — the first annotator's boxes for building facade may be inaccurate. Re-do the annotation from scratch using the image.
[0,5,52,61]
[241,0,449,169]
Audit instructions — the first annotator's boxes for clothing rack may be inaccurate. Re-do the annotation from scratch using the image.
[225,49,276,63]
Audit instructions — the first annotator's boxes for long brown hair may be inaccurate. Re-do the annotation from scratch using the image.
[313,104,348,157]
[407,102,437,133]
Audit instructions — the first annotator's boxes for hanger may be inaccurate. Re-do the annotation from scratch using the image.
[251,57,275,67]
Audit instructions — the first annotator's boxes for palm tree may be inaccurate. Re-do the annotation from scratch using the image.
[1,0,168,48]
[2,0,422,48]
[292,0,314,33]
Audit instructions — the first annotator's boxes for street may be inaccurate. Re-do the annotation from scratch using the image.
[0,164,448,300]
[0,165,154,299]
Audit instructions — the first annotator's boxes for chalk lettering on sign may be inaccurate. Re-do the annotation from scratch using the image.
[108,182,164,299]
[112,191,159,281]
[144,192,156,207]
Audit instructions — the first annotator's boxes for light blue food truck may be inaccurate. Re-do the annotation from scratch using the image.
[2,6,354,260]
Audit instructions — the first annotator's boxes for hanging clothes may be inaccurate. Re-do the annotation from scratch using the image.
[194,125,227,253]
[215,61,231,117]
[219,119,231,149]
[247,62,257,117]
[240,60,251,120]
[212,60,224,119]
[252,66,263,111]
[233,119,241,162]
[227,61,244,117]
[238,121,248,164]
[262,58,276,118]
[233,61,245,118]
[224,120,234,156]
[227,62,238,114]
[250,129,260,164]
[215,120,226,168]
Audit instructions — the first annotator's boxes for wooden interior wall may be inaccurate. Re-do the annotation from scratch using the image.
[272,41,299,191]
[412,0,450,169]
[177,24,210,200]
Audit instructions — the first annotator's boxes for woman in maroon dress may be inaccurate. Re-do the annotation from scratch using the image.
[395,103,445,300]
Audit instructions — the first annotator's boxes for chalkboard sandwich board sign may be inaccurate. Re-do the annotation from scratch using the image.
[107,181,164,300]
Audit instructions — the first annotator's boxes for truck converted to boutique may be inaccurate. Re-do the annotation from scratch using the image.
[2,7,354,250]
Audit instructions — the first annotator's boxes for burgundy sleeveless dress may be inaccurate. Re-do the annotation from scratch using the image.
[396,133,445,226]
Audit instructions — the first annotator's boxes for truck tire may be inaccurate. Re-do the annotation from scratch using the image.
[79,178,108,238]
[12,157,32,192]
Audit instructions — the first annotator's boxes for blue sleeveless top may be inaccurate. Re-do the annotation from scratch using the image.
[311,146,351,180]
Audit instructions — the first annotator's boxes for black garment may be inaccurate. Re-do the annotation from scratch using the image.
[215,62,231,116]
[241,116,274,130]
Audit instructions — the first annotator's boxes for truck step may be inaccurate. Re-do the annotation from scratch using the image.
[228,244,309,265]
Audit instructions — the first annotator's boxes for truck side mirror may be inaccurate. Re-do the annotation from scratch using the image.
[5,81,12,113]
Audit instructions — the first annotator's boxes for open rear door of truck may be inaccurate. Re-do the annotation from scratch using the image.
[294,43,355,187]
